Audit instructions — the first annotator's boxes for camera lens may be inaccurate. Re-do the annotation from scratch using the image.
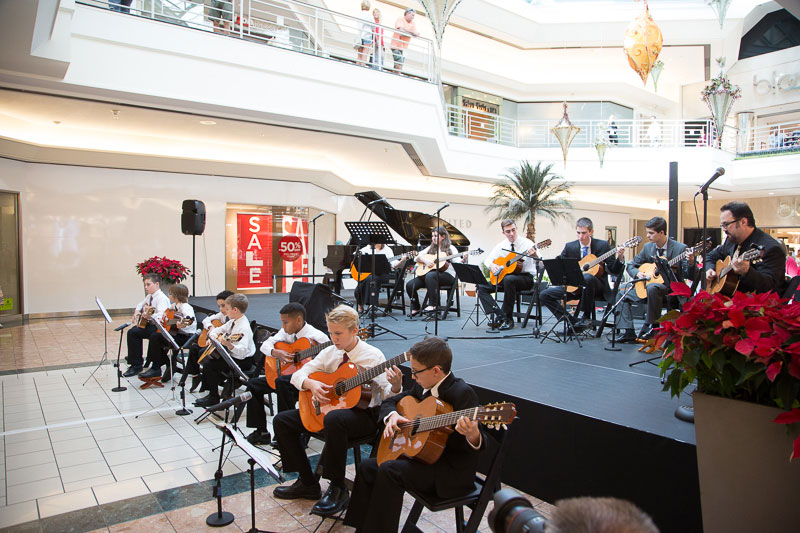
[488,489,547,533]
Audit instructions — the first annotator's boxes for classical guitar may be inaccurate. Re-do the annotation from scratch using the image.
[414,249,484,277]
[264,328,371,388]
[198,332,244,364]
[161,308,195,333]
[489,239,552,285]
[634,240,710,299]
[376,397,516,465]
[134,305,155,328]
[298,351,412,433]
[565,236,642,293]
[708,247,765,297]
[350,251,418,282]
[198,319,223,348]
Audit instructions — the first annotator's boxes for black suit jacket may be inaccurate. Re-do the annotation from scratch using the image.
[707,228,786,294]
[560,237,624,282]
[627,238,691,282]
[380,373,482,498]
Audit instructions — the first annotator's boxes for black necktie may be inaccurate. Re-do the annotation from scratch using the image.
[657,248,665,257]
[511,243,515,252]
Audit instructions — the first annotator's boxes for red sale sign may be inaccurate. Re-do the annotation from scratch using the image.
[237,213,273,290]
[278,235,303,262]
[281,216,308,292]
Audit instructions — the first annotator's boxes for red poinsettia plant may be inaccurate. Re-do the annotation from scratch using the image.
[655,284,800,460]
[135,256,190,284]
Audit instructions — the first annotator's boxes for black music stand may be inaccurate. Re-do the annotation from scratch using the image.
[540,258,584,346]
[452,263,493,329]
[344,221,406,340]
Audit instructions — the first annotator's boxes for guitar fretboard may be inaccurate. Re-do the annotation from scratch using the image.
[719,249,760,278]
[294,341,333,363]
[334,351,411,395]
[414,406,480,433]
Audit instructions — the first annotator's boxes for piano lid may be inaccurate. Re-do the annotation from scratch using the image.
[355,191,470,249]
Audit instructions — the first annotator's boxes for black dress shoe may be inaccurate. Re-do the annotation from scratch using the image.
[312,484,349,516]
[193,395,219,407]
[273,479,321,500]
[139,367,161,379]
[616,331,638,343]
[639,327,657,341]
[573,318,591,331]
[246,430,272,446]
[499,320,514,331]
[189,375,201,393]
[160,369,171,383]
[122,366,142,378]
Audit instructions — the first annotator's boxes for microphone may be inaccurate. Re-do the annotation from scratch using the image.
[623,277,650,287]
[432,202,450,214]
[204,391,252,412]
[695,167,725,196]
[311,212,325,222]
[367,197,387,206]
[114,322,130,332]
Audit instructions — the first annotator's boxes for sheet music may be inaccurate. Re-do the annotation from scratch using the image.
[95,297,113,324]
[154,316,181,351]
[209,418,282,482]
[210,336,249,383]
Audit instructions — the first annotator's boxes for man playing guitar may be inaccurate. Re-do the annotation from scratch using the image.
[271,305,401,517]
[615,217,694,342]
[344,337,482,532]
[540,217,625,330]
[124,274,171,377]
[705,201,786,294]
[193,293,256,407]
[244,302,329,446]
[480,219,540,330]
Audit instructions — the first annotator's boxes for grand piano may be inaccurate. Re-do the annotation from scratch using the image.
[322,191,471,294]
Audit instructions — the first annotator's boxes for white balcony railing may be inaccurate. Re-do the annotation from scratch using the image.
[446,104,740,152]
[80,0,435,82]
[739,120,800,154]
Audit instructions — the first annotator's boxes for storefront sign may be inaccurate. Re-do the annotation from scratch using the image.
[753,71,800,95]
[281,216,308,292]
[237,213,273,290]
[278,235,303,262]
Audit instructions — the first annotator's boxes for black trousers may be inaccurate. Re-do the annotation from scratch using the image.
[406,271,455,309]
[146,332,190,370]
[202,356,253,399]
[126,324,157,367]
[184,342,202,376]
[273,406,379,486]
[540,273,605,322]
[344,457,436,532]
[355,273,390,307]
[616,282,670,330]
[245,374,297,431]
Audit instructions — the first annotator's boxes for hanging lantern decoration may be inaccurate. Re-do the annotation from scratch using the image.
[551,102,581,166]
[594,136,609,168]
[706,0,732,29]
[623,0,663,85]
[650,60,664,92]
[418,0,464,84]
[701,58,741,148]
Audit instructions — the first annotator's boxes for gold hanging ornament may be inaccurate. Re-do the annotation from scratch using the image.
[623,0,663,85]
[550,102,581,166]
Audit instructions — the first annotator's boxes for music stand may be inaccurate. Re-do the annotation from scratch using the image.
[135,319,181,418]
[452,263,493,329]
[344,221,406,340]
[540,258,585,346]
[84,297,114,386]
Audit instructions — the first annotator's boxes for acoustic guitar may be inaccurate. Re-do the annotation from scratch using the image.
[198,332,244,364]
[298,351,412,433]
[134,305,155,328]
[377,397,516,465]
[634,240,710,299]
[350,251,417,282]
[489,239,551,285]
[708,247,764,297]
[161,307,195,333]
[264,328,370,388]
[198,319,223,348]
[565,236,642,293]
[414,249,484,277]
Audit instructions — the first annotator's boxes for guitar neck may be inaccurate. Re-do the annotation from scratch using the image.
[295,341,333,363]
[415,405,483,433]
[337,352,411,393]
[587,248,615,268]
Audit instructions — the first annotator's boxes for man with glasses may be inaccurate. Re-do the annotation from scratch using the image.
[344,337,483,532]
[706,201,786,294]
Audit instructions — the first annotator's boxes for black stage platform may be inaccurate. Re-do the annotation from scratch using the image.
[191,292,701,532]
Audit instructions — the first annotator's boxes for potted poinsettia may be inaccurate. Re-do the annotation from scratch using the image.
[653,284,800,532]
[135,256,190,285]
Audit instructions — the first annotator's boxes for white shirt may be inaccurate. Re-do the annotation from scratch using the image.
[170,302,197,335]
[290,338,393,408]
[202,311,228,330]
[209,314,255,360]
[135,290,170,322]
[415,244,462,277]
[260,322,329,356]
[484,236,537,275]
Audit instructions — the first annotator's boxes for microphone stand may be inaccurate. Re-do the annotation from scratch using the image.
[206,407,235,527]
[175,332,199,416]
[311,212,324,284]
[112,324,129,392]
[431,204,449,337]
[700,188,710,291]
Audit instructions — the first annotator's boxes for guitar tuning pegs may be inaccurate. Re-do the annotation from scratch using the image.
[502,424,508,430]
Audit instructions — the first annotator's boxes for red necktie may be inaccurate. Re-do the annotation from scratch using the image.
[342,352,349,364]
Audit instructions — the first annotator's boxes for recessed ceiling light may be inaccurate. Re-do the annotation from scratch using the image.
[111,109,120,119]
[199,120,216,126]
[53,120,61,125]
[768,192,775,195]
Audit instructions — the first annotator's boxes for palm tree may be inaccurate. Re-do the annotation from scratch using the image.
[486,161,573,240]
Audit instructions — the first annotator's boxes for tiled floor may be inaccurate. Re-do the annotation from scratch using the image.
[0,318,554,531]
